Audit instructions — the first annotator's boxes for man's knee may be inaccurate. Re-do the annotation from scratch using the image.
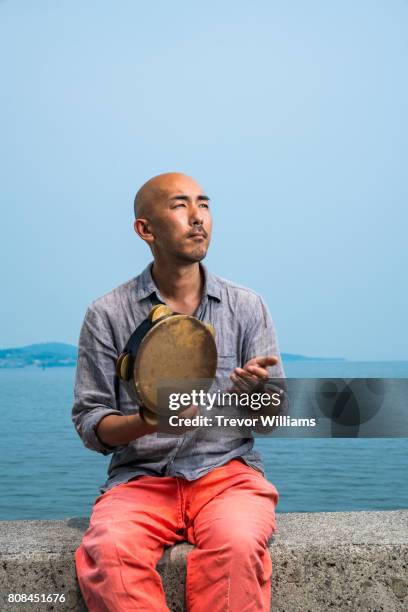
[215,528,272,564]
[80,521,160,570]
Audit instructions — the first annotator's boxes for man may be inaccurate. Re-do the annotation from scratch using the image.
[72,172,285,611]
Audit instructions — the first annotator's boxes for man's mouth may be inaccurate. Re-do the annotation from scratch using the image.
[187,230,207,239]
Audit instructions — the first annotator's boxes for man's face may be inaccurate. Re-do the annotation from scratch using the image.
[136,175,213,263]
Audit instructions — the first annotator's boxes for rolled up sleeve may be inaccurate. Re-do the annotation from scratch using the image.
[72,305,123,455]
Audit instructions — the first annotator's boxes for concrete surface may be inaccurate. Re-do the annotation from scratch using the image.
[0,511,407,611]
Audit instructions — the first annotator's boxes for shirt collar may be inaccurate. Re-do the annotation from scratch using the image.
[202,264,222,301]
[135,262,221,303]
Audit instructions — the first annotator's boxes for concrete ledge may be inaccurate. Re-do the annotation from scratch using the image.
[0,511,407,611]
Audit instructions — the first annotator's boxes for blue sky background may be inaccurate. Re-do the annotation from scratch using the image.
[0,0,407,360]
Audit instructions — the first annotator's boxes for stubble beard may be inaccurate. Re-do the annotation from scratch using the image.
[179,248,207,264]
[177,241,209,264]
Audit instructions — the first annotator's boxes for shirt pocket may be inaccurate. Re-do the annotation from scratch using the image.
[215,354,238,390]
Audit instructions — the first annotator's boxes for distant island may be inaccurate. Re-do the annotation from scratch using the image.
[0,343,78,368]
[282,353,345,362]
[0,343,345,369]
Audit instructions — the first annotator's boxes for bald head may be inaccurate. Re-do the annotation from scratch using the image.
[133,171,212,262]
[134,172,204,219]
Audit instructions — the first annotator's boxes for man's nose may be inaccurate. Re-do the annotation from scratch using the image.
[190,205,204,226]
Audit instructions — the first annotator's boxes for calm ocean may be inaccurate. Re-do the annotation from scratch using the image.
[1,361,407,520]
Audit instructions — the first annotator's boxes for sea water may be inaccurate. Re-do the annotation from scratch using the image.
[0,362,407,519]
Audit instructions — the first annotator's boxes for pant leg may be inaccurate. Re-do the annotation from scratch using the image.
[185,460,279,612]
[76,476,184,612]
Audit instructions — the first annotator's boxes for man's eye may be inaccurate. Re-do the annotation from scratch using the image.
[199,203,209,208]
[174,202,186,208]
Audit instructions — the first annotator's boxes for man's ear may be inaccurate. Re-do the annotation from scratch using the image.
[134,218,154,244]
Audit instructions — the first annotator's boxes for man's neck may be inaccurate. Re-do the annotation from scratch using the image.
[151,259,204,315]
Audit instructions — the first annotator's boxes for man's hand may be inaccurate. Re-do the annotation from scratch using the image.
[230,355,278,393]
[153,404,200,435]
[96,404,200,447]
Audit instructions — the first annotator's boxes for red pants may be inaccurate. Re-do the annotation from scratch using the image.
[76,459,279,611]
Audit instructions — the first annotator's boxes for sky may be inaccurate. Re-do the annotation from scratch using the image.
[0,0,407,360]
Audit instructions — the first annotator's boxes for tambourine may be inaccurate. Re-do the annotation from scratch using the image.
[116,305,218,426]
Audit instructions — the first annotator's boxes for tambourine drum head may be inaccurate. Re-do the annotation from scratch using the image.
[134,315,217,413]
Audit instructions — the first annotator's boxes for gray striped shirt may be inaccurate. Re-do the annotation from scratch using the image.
[72,263,285,492]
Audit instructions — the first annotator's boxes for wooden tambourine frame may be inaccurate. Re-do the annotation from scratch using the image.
[116,305,217,425]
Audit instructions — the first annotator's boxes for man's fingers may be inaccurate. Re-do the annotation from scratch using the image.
[235,368,260,385]
[254,356,278,368]
[235,366,258,379]
[230,357,278,392]
[230,372,253,392]
[246,365,269,380]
